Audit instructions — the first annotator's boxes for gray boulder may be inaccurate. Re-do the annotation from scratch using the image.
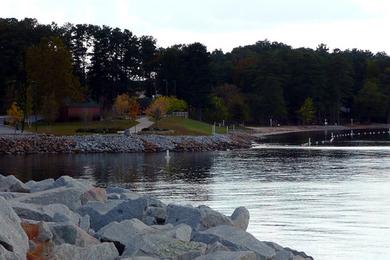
[49,222,100,247]
[0,192,26,200]
[194,251,256,260]
[11,186,88,210]
[192,225,275,260]
[53,176,93,190]
[97,218,205,258]
[166,204,233,231]
[0,197,29,260]
[25,178,55,192]
[0,174,29,193]
[78,196,166,231]
[0,244,19,260]
[231,207,250,231]
[264,242,314,260]
[122,233,207,259]
[205,241,230,254]
[11,201,80,224]
[52,242,118,260]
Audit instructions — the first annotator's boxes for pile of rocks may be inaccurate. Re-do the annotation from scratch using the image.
[0,174,313,260]
[0,134,254,155]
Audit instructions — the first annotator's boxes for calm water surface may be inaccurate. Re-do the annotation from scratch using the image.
[1,130,390,260]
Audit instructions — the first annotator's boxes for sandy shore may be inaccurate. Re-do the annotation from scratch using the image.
[248,123,390,137]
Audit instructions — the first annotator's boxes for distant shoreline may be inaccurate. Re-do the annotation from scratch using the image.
[248,123,390,137]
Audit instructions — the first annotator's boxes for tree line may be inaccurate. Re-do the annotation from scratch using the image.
[1,18,390,125]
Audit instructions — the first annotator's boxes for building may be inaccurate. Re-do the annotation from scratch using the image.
[60,100,101,121]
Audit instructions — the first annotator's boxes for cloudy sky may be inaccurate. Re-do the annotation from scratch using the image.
[1,0,389,53]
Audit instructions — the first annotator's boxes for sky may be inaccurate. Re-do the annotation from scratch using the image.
[1,0,390,53]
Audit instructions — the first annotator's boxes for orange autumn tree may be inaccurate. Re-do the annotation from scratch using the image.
[6,102,23,126]
[128,97,140,121]
[145,98,168,127]
[113,94,130,117]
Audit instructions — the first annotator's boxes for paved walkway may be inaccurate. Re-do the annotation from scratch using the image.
[0,116,31,135]
[126,116,154,134]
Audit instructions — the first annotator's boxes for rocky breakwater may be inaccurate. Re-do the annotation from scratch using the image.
[0,134,253,155]
[0,174,313,260]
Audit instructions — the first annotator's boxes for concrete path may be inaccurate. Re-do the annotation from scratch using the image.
[126,116,154,134]
[0,116,31,135]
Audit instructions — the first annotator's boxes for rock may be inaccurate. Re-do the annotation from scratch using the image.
[107,193,121,200]
[264,242,314,260]
[12,186,88,211]
[53,176,93,190]
[52,242,118,260]
[79,214,91,232]
[0,244,19,260]
[49,222,100,247]
[161,223,192,242]
[192,225,275,260]
[120,257,160,260]
[25,178,55,192]
[0,174,30,193]
[97,218,205,258]
[143,206,166,225]
[231,207,250,231]
[122,233,207,259]
[166,204,233,231]
[0,192,26,200]
[194,251,256,260]
[0,197,29,260]
[78,196,166,231]
[205,241,230,254]
[80,187,107,205]
[11,201,80,224]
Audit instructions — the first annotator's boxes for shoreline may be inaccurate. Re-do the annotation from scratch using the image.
[0,133,254,155]
[0,174,314,259]
[248,123,390,137]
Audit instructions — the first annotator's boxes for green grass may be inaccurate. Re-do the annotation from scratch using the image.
[28,119,137,136]
[152,117,227,136]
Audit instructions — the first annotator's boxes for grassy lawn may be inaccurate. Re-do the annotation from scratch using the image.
[152,117,227,136]
[27,119,137,136]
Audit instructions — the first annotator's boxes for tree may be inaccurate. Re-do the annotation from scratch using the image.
[354,80,388,122]
[145,98,168,127]
[204,96,229,123]
[128,97,140,121]
[6,102,23,126]
[25,36,83,122]
[113,94,130,117]
[297,97,315,124]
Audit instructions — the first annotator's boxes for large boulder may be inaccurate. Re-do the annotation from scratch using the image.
[0,197,29,260]
[192,225,275,260]
[52,242,118,260]
[48,222,100,247]
[25,178,55,192]
[97,218,206,258]
[11,201,80,224]
[80,187,107,205]
[11,186,88,211]
[166,204,234,231]
[0,174,30,193]
[194,251,256,260]
[52,176,93,190]
[231,207,250,231]
[78,196,166,231]
[122,233,207,259]
[264,242,314,260]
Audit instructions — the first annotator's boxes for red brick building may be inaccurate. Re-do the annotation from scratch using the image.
[60,101,101,121]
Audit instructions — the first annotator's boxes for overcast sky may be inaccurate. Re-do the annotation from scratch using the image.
[1,0,389,53]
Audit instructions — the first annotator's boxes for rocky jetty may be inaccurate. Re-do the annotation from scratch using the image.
[0,134,253,155]
[0,174,314,260]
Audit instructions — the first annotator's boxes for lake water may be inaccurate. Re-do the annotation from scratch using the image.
[1,129,390,260]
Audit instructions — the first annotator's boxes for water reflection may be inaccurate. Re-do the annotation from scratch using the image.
[0,133,390,260]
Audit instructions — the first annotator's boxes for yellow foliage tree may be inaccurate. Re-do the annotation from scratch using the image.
[113,94,130,117]
[128,97,140,121]
[145,98,168,126]
[6,102,23,126]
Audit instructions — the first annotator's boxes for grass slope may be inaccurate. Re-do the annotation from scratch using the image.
[28,119,137,136]
[152,117,227,136]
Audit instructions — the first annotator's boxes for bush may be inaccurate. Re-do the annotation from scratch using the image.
[75,127,123,134]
